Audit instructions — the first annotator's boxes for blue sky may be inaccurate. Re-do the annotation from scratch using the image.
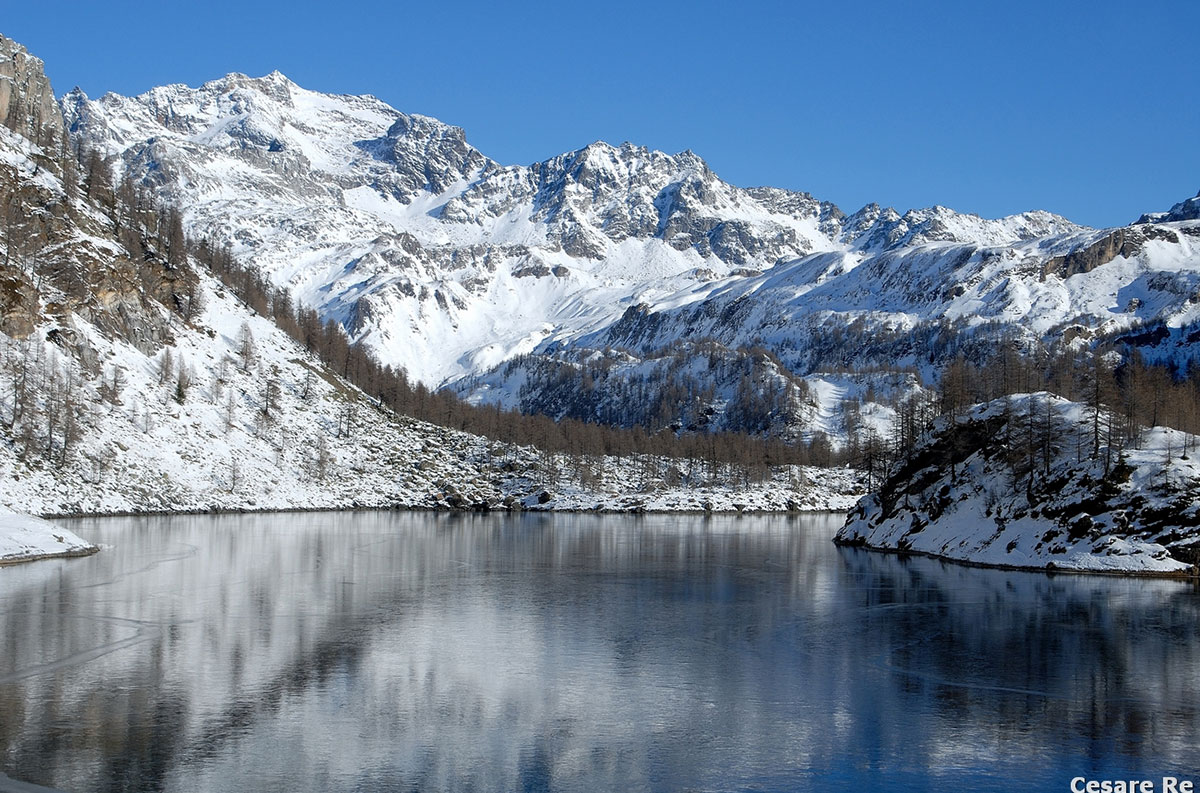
[6,1,1197,227]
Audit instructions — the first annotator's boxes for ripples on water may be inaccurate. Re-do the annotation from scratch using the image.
[0,512,1198,792]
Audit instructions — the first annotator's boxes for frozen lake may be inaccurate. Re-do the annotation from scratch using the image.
[1,511,1198,792]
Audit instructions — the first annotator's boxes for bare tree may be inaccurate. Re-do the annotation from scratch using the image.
[157,347,175,387]
[223,391,237,434]
[236,323,256,372]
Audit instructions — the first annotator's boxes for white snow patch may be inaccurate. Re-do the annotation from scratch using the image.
[0,508,97,563]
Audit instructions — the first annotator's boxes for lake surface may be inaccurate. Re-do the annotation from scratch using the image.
[1,511,1198,792]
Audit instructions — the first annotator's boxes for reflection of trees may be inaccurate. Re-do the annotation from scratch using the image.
[836,547,1200,765]
[0,512,833,791]
[1,513,398,790]
[3,513,1199,791]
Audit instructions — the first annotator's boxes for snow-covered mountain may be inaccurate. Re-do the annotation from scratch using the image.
[63,72,1107,392]
[0,33,860,524]
[54,61,1200,450]
[1137,190,1200,224]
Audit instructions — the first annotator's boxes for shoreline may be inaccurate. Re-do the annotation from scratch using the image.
[7,506,1195,581]
[834,537,1200,581]
[0,546,101,567]
[41,503,849,520]
[1,502,857,566]
[33,504,1200,581]
[42,503,854,523]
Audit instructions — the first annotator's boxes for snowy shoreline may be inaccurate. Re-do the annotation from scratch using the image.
[0,546,97,566]
[26,498,860,521]
[838,539,1200,580]
[0,475,862,565]
[0,510,99,565]
[2,499,851,564]
[836,395,1200,580]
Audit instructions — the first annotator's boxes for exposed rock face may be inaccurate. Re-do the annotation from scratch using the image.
[1041,225,1180,279]
[363,113,493,199]
[0,265,38,337]
[1167,193,1200,222]
[0,134,185,349]
[434,140,844,263]
[0,35,190,352]
[1136,191,1200,224]
[835,395,1200,576]
[0,34,63,152]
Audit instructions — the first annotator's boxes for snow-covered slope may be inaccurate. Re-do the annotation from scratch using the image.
[65,72,1095,393]
[0,36,859,520]
[456,213,1200,442]
[835,394,1200,576]
[455,341,920,446]
[0,253,859,516]
[582,221,1200,362]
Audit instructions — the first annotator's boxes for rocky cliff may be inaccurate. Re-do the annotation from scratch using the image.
[0,34,63,152]
[0,34,192,355]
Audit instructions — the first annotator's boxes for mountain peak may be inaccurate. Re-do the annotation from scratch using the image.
[572,140,627,167]
[0,33,45,71]
[201,69,299,103]
[65,56,1177,397]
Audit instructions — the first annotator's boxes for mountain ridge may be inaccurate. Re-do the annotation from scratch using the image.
[62,67,1111,402]
[0,35,854,524]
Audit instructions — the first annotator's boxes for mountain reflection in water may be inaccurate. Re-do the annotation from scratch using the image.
[0,511,1197,792]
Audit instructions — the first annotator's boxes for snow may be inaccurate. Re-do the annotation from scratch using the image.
[513,457,864,514]
[64,70,1200,455]
[837,395,1200,577]
[65,73,1110,397]
[0,126,61,193]
[0,254,865,519]
[32,67,1200,538]
[0,507,96,564]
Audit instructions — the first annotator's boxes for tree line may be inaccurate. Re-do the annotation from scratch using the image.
[188,236,830,475]
[18,137,1200,493]
[842,338,1200,492]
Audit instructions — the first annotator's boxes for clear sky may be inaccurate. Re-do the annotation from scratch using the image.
[6,1,1197,228]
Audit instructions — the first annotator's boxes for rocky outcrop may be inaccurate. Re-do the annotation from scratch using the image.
[0,266,38,337]
[0,34,64,152]
[361,113,493,200]
[842,204,1080,252]
[1135,191,1200,224]
[1042,225,1180,280]
[0,35,191,353]
[835,395,1200,576]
